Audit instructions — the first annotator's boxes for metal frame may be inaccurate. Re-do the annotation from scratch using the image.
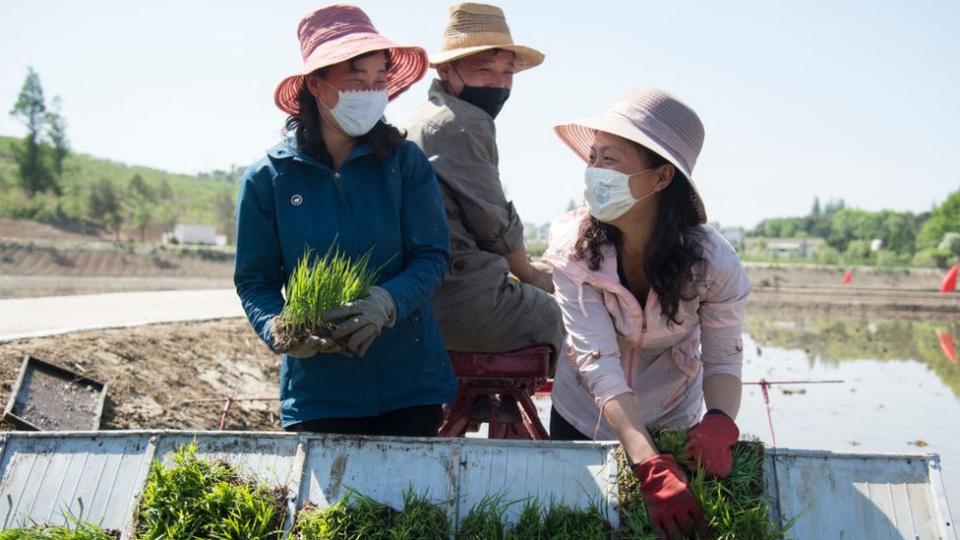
[2,355,108,431]
[0,431,619,537]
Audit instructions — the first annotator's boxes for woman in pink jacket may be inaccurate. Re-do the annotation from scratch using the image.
[545,88,751,539]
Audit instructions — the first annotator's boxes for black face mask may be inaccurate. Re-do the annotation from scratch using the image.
[457,85,511,119]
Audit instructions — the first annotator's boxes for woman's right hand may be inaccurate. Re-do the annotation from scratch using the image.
[632,454,709,539]
[271,317,346,358]
[286,335,346,358]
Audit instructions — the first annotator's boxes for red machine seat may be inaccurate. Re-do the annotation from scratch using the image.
[439,346,551,440]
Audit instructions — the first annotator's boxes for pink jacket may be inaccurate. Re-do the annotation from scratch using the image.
[544,209,751,440]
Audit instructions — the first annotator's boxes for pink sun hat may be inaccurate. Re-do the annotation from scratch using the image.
[274,4,429,115]
[554,87,708,223]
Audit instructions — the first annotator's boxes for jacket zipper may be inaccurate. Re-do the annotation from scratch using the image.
[331,171,359,254]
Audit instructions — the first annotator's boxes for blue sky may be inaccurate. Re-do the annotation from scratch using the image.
[1,0,957,227]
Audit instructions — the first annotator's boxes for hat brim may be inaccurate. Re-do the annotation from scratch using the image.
[555,112,707,223]
[429,44,544,72]
[274,35,428,116]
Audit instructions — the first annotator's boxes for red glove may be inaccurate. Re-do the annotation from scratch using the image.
[633,454,708,539]
[684,411,740,478]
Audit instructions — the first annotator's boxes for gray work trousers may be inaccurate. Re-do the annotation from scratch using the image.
[433,274,565,365]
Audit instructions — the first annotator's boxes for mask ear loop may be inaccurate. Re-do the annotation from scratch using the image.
[450,63,471,96]
[310,77,354,139]
[625,166,664,203]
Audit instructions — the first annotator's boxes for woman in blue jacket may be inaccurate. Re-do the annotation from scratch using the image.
[234,5,456,435]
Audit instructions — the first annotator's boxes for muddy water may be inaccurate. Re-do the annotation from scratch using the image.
[741,314,960,510]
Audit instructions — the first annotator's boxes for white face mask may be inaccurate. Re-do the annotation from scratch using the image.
[583,166,658,222]
[319,84,389,137]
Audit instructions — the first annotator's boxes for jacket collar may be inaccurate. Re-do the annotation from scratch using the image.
[267,137,374,170]
[427,79,496,123]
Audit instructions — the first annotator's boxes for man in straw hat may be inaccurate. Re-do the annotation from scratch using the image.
[406,3,563,362]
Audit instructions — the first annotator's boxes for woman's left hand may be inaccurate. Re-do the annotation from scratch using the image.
[322,286,397,357]
[683,411,740,478]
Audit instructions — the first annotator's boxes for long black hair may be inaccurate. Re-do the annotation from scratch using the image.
[573,144,706,325]
[283,51,405,165]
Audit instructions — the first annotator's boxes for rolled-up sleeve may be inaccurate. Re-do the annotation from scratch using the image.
[233,164,285,349]
[554,270,632,408]
[698,237,752,379]
[428,122,524,255]
[380,142,451,320]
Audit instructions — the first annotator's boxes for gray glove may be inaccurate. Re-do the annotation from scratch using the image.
[322,286,397,357]
[271,317,345,358]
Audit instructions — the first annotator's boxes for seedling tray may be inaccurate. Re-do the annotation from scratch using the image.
[4,355,107,431]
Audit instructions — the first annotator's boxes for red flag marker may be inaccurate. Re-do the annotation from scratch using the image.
[938,331,957,364]
[842,268,853,284]
[941,264,958,295]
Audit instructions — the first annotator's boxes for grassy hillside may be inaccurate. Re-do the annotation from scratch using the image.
[0,135,243,241]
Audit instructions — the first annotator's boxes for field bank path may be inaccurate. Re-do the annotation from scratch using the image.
[0,288,244,341]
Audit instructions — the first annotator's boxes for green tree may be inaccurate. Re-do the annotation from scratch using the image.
[9,67,57,195]
[46,96,69,181]
[90,178,123,240]
[127,174,156,241]
[917,188,960,250]
[157,178,175,201]
[213,190,236,245]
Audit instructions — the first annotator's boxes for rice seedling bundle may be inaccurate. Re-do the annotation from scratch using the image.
[0,523,117,540]
[135,442,286,540]
[294,489,446,540]
[508,499,610,540]
[273,247,380,353]
[616,431,793,540]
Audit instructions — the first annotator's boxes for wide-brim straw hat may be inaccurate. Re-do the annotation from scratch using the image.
[555,87,708,223]
[274,4,428,115]
[429,3,544,72]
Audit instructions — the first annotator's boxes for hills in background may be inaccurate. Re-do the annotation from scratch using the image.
[0,135,241,242]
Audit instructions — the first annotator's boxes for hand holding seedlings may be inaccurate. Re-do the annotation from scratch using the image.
[683,410,740,478]
[271,247,382,356]
[632,454,710,540]
[322,286,397,357]
[273,320,348,358]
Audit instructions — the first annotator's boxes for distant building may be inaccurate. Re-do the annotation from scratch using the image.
[939,232,960,253]
[523,223,551,243]
[744,236,825,258]
[718,226,745,249]
[163,224,226,246]
[538,223,551,242]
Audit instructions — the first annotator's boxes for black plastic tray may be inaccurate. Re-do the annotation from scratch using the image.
[3,355,107,431]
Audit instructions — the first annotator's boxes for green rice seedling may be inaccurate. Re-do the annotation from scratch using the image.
[295,490,395,540]
[458,494,509,540]
[136,442,286,540]
[508,499,545,540]
[389,488,449,540]
[615,432,793,539]
[0,522,117,540]
[539,500,609,540]
[273,246,382,352]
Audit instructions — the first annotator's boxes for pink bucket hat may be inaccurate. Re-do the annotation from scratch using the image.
[555,88,708,223]
[274,4,429,115]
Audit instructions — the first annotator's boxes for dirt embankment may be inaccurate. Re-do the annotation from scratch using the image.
[745,264,958,317]
[0,319,282,432]
[0,220,235,298]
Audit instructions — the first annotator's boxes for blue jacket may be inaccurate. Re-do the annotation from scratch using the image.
[234,138,457,427]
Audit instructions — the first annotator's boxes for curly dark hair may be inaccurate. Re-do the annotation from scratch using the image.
[573,144,706,325]
[283,50,405,165]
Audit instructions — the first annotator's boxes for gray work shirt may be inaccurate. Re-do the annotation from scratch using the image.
[405,79,525,310]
